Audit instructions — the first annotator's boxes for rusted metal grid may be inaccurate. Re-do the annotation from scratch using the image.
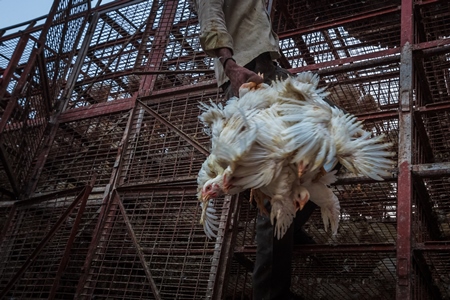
[0,188,100,299]
[152,0,215,91]
[0,0,89,199]
[119,90,219,186]
[419,1,450,43]
[34,111,130,194]
[421,176,450,240]
[1,0,450,299]
[67,1,156,108]
[78,189,228,299]
[416,250,450,299]
[274,0,402,71]
[0,47,52,197]
[290,250,397,299]
[66,0,213,109]
[0,35,39,96]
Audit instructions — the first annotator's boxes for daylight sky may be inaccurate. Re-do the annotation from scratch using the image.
[0,0,55,29]
[0,0,115,30]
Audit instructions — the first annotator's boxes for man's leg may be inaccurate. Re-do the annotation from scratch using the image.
[253,201,294,300]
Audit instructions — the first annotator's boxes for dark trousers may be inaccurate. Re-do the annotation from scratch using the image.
[252,200,317,300]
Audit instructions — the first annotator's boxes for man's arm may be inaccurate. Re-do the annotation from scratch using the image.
[195,0,263,96]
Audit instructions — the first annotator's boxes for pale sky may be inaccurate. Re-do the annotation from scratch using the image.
[0,0,55,29]
[0,0,115,30]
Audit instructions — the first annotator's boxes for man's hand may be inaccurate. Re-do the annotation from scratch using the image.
[223,60,264,97]
[214,48,264,97]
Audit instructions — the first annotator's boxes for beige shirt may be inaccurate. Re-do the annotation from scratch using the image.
[194,0,280,86]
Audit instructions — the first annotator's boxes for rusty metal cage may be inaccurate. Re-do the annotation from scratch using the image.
[1,0,450,299]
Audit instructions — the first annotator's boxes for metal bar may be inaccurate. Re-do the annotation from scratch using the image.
[412,162,450,177]
[116,191,162,299]
[59,98,134,123]
[49,178,95,299]
[207,195,239,299]
[59,12,100,113]
[416,102,450,113]
[413,38,450,53]
[75,94,137,295]
[356,109,399,122]
[396,0,414,296]
[134,69,215,74]
[291,48,400,75]
[75,186,114,297]
[0,185,88,298]
[137,99,209,156]
[415,242,450,251]
[235,243,397,254]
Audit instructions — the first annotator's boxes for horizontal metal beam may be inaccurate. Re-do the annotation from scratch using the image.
[58,98,135,123]
[235,243,396,254]
[412,162,450,177]
[292,48,400,75]
[415,242,450,251]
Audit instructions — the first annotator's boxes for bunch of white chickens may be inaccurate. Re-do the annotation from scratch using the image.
[197,72,394,240]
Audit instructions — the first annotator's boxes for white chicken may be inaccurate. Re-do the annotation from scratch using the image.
[197,72,394,240]
[300,169,340,235]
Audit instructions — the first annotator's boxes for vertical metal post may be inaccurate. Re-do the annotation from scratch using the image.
[139,0,179,97]
[396,0,414,299]
[207,195,240,299]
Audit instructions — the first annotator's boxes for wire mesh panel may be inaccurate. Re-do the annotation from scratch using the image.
[119,90,219,186]
[419,109,450,163]
[0,35,38,96]
[1,0,450,298]
[320,62,400,113]
[34,111,130,194]
[79,189,227,299]
[44,0,90,105]
[0,188,95,298]
[421,176,450,239]
[419,52,450,105]
[420,251,450,299]
[419,1,450,42]
[291,251,397,299]
[151,0,216,91]
[67,1,156,108]
[0,64,50,197]
[275,0,401,70]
